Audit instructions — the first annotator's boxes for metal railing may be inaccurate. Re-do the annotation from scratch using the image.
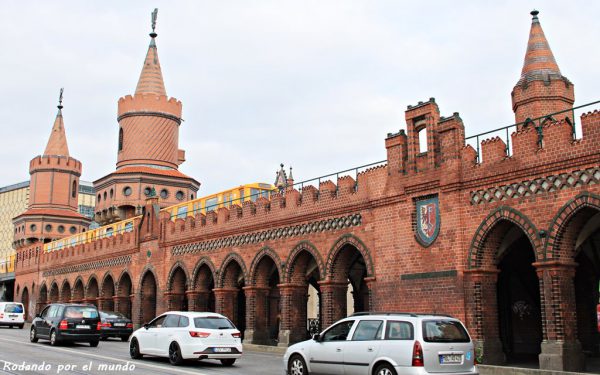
[465,100,600,163]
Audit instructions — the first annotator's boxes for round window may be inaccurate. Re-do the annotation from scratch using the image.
[144,187,152,196]
[160,189,169,199]
[30,224,37,232]
[175,191,185,200]
[45,224,52,232]
[123,186,132,196]
[69,226,77,234]
[57,225,65,233]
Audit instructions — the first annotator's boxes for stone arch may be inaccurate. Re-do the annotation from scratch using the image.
[326,234,375,280]
[166,262,190,311]
[49,281,59,303]
[285,241,325,283]
[60,279,72,302]
[38,283,48,314]
[139,268,158,325]
[545,192,600,260]
[249,246,283,285]
[117,270,133,318]
[21,286,30,321]
[117,269,134,295]
[137,265,160,292]
[72,277,85,303]
[166,261,191,291]
[191,257,217,290]
[101,272,116,311]
[86,275,100,306]
[218,253,248,288]
[467,206,541,269]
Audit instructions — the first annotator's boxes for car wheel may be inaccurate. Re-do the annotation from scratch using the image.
[288,355,307,375]
[220,358,236,367]
[50,330,59,346]
[121,335,129,342]
[89,341,99,347]
[375,363,397,375]
[29,327,39,343]
[129,338,143,359]
[168,342,184,366]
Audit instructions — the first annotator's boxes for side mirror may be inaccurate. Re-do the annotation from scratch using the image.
[143,323,150,330]
[312,333,320,341]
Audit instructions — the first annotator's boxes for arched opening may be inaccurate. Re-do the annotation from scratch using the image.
[21,287,30,321]
[72,279,84,304]
[118,273,133,319]
[140,271,157,324]
[38,284,48,314]
[101,275,115,311]
[118,128,123,152]
[86,277,99,307]
[251,255,281,345]
[72,180,77,199]
[221,260,246,337]
[60,281,71,303]
[418,126,428,153]
[496,228,542,364]
[287,248,322,344]
[49,282,59,303]
[168,267,188,311]
[193,264,215,312]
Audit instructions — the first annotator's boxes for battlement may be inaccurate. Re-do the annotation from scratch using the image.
[118,94,182,119]
[29,155,82,174]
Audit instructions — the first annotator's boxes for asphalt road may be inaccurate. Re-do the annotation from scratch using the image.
[0,326,284,375]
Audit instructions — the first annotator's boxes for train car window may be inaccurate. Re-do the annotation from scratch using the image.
[177,206,188,219]
[223,194,230,207]
[239,189,245,202]
[261,190,269,199]
[125,222,133,232]
[106,227,114,237]
[250,188,259,202]
[206,197,218,212]
[193,202,201,214]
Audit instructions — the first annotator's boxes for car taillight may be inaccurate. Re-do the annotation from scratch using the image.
[231,331,241,338]
[126,323,133,329]
[0,313,3,319]
[59,320,68,330]
[189,331,210,338]
[96,322,102,331]
[412,340,424,367]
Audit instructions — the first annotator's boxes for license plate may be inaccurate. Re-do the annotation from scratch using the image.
[113,323,126,327]
[214,347,231,353]
[8,314,18,318]
[440,354,462,364]
[76,325,91,329]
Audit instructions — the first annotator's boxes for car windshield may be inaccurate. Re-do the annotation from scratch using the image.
[100,311,126,319]
[4,304,23,313]
[194,316,235,329]
[422,320,470,343]
[64,306,98,319]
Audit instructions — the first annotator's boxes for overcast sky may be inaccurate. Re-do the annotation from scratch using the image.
[1,1,598,194]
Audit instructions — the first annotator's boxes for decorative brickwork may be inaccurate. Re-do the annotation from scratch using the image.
[42,255,131,277]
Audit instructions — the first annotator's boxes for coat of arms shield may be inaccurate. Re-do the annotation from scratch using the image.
[415,196,440,246]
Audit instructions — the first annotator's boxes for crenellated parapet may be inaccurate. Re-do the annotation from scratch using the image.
[117,94,182,120]
[29,154,82,175]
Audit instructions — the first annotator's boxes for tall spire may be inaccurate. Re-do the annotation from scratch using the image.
[517,10,562,84]
[134,8,167,96]
[44,88,70,157]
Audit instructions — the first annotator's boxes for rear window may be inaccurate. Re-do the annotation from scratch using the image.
[4,304,23,313]
[100,311,126,319]
[194,316,235,329]
[64,306,99,319]
[422,320,470,343]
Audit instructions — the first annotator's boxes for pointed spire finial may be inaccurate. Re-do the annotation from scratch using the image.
[531,9,539,22]
[57,88,64,110]
[150,8,158,38]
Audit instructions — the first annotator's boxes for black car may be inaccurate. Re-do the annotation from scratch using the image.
[99,311,133,341]
[30,303,101,347]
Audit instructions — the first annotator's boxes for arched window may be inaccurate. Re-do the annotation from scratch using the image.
[72,180,77,198]
[118,128,124,152]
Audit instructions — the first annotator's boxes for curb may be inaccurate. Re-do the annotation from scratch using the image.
[243,343,286,355]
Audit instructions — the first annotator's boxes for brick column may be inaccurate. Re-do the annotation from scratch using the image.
[464,269,505,365]
[186,291,200,311]
[214,287,238,322]
[131,292,142,327]
[535,261,585,371]
[164,292,186,311]
[278,283,307,346]
[113,296,128,316]
[243,286,270,345]
[83,297,98,307]
[319,280,348,329]
[97,297,112,311]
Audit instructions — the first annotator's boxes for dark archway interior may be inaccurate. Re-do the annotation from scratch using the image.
[141,272,157,324]
[194,265,215,312]
[49,283,59,303]
[497,235,542,363]
[170,268,188,311]
[73,280,84,303]
[254,256,281,345]
[61,282,71,303]
[102,276,115,311]
[118,273,133,319]
[87,278,99,307]
[332,244,369,315]
[223,261,246,336]
[21,287,29,321]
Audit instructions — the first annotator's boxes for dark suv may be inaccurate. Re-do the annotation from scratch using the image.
[30,303,101,347]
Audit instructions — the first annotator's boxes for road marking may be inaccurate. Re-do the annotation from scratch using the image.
[0,337,209,375]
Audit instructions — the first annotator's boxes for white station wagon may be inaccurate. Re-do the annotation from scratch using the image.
[283,312,478,375]
[129,311,242,366]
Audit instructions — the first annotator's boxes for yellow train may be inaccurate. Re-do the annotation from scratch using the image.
[0,254,15,274]
[43,182,276,252]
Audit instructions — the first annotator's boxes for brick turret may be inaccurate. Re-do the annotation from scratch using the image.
[512,10,574,124]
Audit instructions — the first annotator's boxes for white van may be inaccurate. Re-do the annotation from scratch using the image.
[0,302,25,329]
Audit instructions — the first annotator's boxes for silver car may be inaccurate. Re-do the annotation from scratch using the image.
[283,312,478,375]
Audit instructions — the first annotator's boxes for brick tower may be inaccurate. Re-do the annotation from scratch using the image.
[94,9,200,224]
[13,90,91,249]
[512,10,574,124]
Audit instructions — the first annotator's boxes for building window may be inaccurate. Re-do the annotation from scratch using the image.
[57,225,65,233]
[103,191,107,200]
[72,181,77,198]
[110,189,114,198]
[45,224,52,232]
[176,191,185,200]
[418,127,428,153]
[97,194,101,202]
[191,194,194,200]
[69,226,77,234]
[118,128,124,152]
[160,189,169,199]
[144,187,152,196]
[30,224,37,232]
[123,186,132,196]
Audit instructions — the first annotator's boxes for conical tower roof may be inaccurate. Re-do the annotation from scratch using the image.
[134,34,167,96]
[517,10,564,84]
[43,97,70,157]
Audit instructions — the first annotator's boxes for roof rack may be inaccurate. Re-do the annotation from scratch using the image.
[350,311,455,318]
